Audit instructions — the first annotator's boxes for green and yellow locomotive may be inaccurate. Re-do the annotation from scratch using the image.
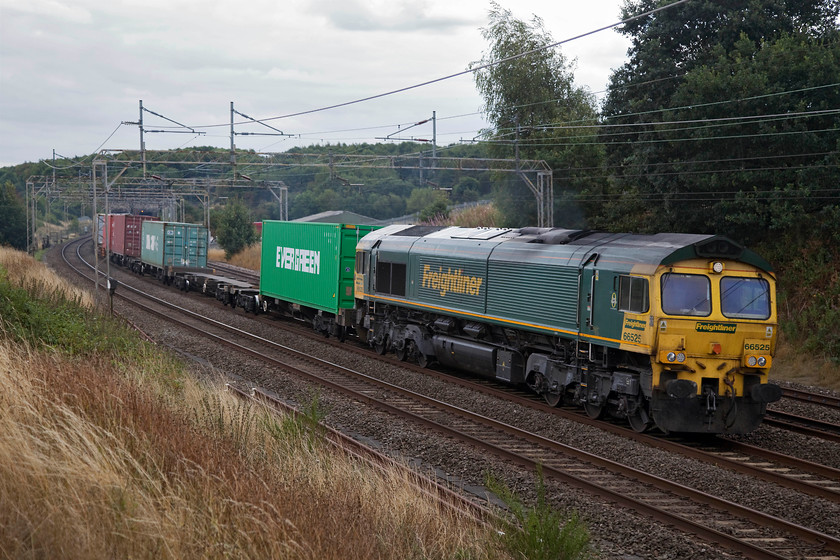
[354,225,781,434]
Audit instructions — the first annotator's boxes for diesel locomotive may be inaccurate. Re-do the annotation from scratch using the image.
[353,225,782,434]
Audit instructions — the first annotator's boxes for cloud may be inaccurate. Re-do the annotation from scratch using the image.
[307,0,479,32]
[1,0,93,24]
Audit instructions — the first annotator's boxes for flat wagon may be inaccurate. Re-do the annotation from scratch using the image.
[139,220,208,282]
[259,221,379,337]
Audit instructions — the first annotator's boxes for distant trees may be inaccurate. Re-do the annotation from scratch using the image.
[598,0,840,242]
[0,181,26,249]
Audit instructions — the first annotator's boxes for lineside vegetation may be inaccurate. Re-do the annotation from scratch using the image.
[0,246,591,559]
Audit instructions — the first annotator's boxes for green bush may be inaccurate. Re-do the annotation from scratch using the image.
[487,466,591,560]
[0,274,137,357]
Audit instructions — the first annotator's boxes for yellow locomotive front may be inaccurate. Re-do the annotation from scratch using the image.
[648,257,782,433]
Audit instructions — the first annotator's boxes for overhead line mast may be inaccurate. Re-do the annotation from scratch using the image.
[229,101,294,183]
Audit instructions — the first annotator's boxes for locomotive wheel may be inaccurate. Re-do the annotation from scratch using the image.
[395,344,407,361]
[416,353,430,368]
[627,404,651,433]
[584,401,605,419]
[627,410,651,433]
[543,393,562,407]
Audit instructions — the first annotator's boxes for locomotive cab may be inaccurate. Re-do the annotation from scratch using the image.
[648,254,782,433]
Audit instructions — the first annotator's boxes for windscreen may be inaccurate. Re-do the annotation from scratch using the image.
[721,277,771,319]
[661,273,711,316]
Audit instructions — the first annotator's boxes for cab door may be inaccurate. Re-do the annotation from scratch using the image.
[579,254,599,335]
[579,254,622,346]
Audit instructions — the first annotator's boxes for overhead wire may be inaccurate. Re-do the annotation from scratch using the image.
[155,0,691,135]
[42,122,126,169]
[59,0,833,199]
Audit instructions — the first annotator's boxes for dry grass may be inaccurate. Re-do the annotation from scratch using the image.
[0,248,504,560]
[208,244,261,271]
[770,334,840,391]
[425,204,502,228]
[0,246,94,309]
[0,343,500,559]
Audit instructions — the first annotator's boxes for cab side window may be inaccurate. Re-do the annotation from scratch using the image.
[375,261,406,297]
[618,275,649,313]
[355,251,369,274]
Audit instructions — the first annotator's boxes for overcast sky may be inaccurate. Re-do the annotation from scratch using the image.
[0,0,632,168]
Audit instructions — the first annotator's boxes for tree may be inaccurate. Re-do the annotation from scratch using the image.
[406,188,442,214]
[213,198,257,259]
[597,0,840,241]
[451,177,481,203]
[470,2,602,226]
[0,181,27,249]
[419,199,450,223]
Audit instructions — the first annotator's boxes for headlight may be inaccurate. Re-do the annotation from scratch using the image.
[676,352,686,363]
[747,356,758,367]
[667,352,676,362]
[757,356,767,367]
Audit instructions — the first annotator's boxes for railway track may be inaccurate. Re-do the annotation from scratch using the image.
[203,296,840,504]
[76,238,840,502]
[226,383,496,526]
[781,387,840,409]
[763,410,840,443]
[62,237,840,560]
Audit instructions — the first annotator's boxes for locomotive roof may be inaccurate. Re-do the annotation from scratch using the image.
[358,225,773,273]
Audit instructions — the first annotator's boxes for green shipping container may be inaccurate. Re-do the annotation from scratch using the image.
[260,221,379,314]
[141,221,208,269]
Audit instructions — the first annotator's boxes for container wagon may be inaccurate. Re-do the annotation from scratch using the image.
[139,220,208,283]
[96,213,110,256]
[257,221,380,337]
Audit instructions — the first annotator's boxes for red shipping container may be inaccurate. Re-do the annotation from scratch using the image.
[106,214,158,257]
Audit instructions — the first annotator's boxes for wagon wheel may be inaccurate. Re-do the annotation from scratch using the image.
[627,402,651,433]
[543,392,562,407]
[395,342,408,361]
[374,336,388,355]
[584,401,605,419]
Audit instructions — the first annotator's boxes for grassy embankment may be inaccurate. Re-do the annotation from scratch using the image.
[0,246,591,560]
[759,235,840,391]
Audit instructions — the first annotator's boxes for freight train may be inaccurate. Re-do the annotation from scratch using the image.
[98,217,782,434]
